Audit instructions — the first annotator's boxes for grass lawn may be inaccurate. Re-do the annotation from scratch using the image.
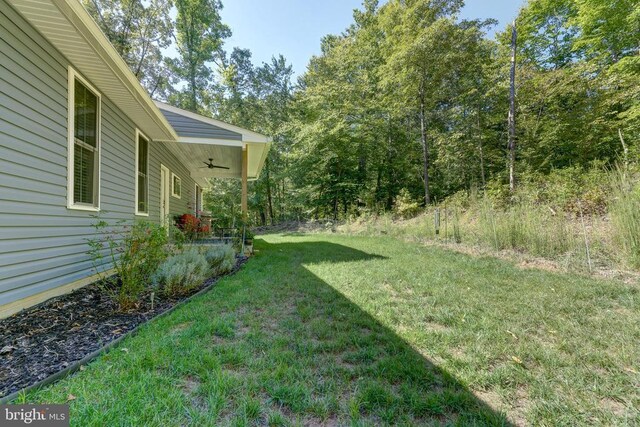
[18,234,639,426]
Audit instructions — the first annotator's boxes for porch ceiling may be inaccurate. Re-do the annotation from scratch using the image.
[155,102,271,187]
[171,142,243,181]
[166,141,271,187]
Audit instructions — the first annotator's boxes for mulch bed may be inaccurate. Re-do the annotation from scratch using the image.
[0,258,246,398]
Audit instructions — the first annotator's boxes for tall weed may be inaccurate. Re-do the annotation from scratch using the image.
[609,168,640,268]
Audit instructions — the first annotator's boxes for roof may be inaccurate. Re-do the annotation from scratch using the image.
[160,109,242,141]
[154,103,271,185]
[155,102,271,145]
[7,0,178,142]
[6,0,271,184]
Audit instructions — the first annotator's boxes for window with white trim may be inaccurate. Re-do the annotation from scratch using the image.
[136,130,149,215]
[172,173,182,198]
[68,68,101,210]
[195,184,202,215]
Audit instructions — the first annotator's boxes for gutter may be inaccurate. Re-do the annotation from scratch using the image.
[58,0,179,142]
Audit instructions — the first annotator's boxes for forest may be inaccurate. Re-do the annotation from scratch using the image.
[85,0,640,268]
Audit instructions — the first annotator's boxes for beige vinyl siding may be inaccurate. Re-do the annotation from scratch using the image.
[0,0,196,309]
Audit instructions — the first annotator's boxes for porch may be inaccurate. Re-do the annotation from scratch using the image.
[154,102,271,221]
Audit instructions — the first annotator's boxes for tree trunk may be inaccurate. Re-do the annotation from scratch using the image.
[265,158,274,224]
[190,70,198,112]
[188,43,198,112]
[477,107,486,190]
[508,21,517,193]
[419,85,430,205]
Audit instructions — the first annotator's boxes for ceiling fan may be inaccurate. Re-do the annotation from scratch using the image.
[200,158,229,170]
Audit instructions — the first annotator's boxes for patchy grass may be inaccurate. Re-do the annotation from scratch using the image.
[17,234,640,426]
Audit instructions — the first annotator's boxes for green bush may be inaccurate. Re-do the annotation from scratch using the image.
[152,249,210,297]
[169,224,188,251]
[202,244,236,276]
[87,220,168,309]
[393,189,421,219]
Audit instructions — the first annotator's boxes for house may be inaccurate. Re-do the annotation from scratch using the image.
[0,0,271,318]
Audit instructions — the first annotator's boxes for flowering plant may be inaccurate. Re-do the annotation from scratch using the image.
[175,213,210,240]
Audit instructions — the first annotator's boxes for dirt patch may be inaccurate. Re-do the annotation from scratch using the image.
[170,322,193,335]
[336,357,356,371]
[473,387,530,427]
[0,258,246,398]
[422,322,450,333]
[509,386,531,427]
[212,334,226,345]
[236,325,251,336]
[300,415,341,427]
[600,397,629,417]
[181,376,200,395]
[181,375,208,411]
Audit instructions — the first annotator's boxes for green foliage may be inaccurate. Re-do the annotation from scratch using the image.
[83,0,173,98]
[214,52,296,226]
[90,0,639,228]
[169,224,188,250]
[170,0,230,111]
[284,0,638,220]
[609,168,640,268]
[201,244,236,276]
[203,179,243,229]
[152,249,210,297]
[87,220,168,309]
[393,189,421,219]
[477,198,577,257]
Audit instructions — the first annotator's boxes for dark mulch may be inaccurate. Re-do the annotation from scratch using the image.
[0,258,246,398]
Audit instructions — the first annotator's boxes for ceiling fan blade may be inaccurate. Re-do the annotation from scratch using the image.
[203,161,211,166]
[199,166,210,168]
[211,165,230,169]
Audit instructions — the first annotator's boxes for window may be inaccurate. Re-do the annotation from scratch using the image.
[172,173,181,198]
[68,67,101,210]
[135,130,149,215]
[195,184,202,215]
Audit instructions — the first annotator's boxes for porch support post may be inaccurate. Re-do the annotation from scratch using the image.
[241,145,248,221]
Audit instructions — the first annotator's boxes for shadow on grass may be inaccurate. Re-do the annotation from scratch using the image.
[252,238,511,425]
[19,237,513,425]
[280,231,312,237]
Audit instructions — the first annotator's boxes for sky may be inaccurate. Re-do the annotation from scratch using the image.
[220,0,526,79]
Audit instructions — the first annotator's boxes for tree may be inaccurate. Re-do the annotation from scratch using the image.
[216,51,295,224]
[379,0,469,204]
[171,0,230,112]
[508,21,517,193]
[83,0,174,98]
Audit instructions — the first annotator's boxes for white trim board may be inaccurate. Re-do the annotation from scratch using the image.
[67,66,101,212]
[134,128,150,217]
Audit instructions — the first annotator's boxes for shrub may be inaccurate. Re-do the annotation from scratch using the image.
[393,189,421,219]
[175,213,211,241]
[87,220,168,309]
[202,244,236,275]
[152,249,210,296]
